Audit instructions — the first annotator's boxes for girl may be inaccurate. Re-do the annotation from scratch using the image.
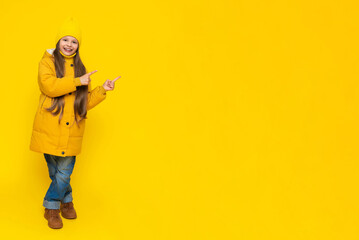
[29,17,120,229]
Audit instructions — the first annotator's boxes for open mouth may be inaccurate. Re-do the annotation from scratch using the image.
[63,48,73,53]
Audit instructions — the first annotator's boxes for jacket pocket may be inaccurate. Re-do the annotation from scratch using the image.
[37,95,46,113]
[39,95,51,114]
[41,95,47,109]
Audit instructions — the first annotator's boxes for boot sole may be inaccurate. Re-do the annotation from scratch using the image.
[61,213,77,219]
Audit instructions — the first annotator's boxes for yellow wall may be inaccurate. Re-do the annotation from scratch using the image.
[0,0,357,239]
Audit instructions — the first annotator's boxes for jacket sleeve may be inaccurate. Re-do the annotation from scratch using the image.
[38,58,82,97]
[87,84,107,111]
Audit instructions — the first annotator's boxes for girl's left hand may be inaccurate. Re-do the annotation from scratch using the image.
[103,76,121,91]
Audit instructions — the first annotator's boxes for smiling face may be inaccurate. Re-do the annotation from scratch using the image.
[59,35,79,56]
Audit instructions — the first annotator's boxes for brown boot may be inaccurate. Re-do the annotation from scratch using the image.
[60,202,77,219]
[44,208,63,229]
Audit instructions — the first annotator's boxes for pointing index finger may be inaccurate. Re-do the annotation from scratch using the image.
[112,76,121,82]
[88,70,98,76]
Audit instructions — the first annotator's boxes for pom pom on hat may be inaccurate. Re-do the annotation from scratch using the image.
[55,17,82,46]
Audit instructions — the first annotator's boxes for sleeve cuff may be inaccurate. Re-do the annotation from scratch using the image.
[99,85,107,95]
[74,77,82,86]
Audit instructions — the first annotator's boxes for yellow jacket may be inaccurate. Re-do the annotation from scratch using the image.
[30,49,106,156]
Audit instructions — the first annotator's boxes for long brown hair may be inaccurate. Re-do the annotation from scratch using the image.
[45,41,88,125]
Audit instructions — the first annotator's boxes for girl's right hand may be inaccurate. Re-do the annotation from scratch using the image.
[103,76,121,91]
[80,70,98,85]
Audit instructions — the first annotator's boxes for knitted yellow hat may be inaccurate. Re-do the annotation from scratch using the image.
[55,17,82,46]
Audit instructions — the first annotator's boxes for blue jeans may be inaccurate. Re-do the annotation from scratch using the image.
[43,153,76,209]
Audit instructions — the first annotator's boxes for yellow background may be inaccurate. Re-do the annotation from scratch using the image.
[0,0,358,239]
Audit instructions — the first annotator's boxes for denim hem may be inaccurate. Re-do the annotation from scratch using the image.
[43,199,60,209]
[61,192,73,204]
